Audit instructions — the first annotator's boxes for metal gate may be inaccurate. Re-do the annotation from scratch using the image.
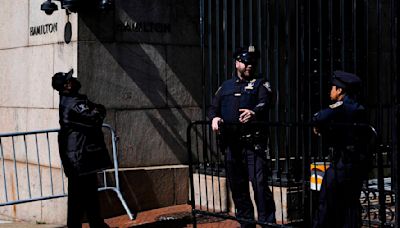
[197,0,398,227]
[187,121,389,227]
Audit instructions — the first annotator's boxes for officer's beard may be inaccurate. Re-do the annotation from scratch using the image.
[239,67,255,79]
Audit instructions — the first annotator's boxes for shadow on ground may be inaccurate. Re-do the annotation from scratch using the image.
[130,212,226,228]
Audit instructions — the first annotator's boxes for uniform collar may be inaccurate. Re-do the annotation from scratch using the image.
[234,74,255,83]
[343,95,356,104]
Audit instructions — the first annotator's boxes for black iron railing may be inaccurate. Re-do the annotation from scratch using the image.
[187,121,388,227]
[199,0,398,225]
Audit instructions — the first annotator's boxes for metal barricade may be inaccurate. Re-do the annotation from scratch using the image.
[0,124,135,220]
[187,121,388,227]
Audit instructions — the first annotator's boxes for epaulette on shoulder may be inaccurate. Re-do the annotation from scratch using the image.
[262,81,272,92]
[329,101,343,109]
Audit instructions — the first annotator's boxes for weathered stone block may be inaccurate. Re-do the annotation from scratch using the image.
[99,165,189,218]
[0,46,54,109]
[40,197,67,224]
[0,108,28,133]
[168,0,200,45]
[0,160,66,223]
[0,0,29,49]
[78,42,167,109]
[174,167,190,205]
[53,42,78,80]
[78,7,115,42]
[192,174,303,224]
[166,46,202,107]
[0,108,59,167]
[115,107,201,167]
[27,109,59,131]
[193,173,228,212]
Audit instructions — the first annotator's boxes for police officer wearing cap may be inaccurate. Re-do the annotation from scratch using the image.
[52,69,111,228]
[208,46,276,227]
[312,71,369,228]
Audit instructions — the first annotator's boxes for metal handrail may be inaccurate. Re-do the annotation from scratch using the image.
[0,124,135,220]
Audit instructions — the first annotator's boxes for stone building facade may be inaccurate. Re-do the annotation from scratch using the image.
[0,0,200,224]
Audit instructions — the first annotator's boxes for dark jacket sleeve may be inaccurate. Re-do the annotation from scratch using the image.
[208,86,222,120]
[312,108,336,123]
[253,80,272,120]
[67,99,106,129]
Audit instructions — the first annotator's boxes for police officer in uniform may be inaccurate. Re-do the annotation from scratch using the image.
[52,69,111,228]
[312,71,369,228]
[208,46,276,228]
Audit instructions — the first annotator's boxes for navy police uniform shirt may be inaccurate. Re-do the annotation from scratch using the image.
[208,75,272,123]
[313,95,367,161]
[312,95,365,125]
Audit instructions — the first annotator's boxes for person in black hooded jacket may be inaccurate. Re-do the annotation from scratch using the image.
[52,69,111,228]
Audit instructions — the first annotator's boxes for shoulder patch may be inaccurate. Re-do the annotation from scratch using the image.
[263,81,272,92]
[76,103,89,113]
[329,101,343,109]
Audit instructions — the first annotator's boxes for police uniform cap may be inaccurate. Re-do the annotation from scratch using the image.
[331,71,361,90]
[52,69,74,91]
[233,46,260,65]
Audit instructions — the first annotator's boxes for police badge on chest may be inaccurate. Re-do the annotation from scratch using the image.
[244,79,256,90]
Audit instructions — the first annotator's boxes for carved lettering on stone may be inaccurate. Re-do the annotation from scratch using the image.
[117,21,171,33]
[29,23,58,36]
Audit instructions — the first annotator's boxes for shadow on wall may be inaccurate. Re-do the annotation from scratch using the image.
[77,0,201,166]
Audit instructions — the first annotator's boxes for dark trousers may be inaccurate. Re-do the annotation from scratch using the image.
[226,144,276,228]
[67,173,108,228]
[313,160,363,228]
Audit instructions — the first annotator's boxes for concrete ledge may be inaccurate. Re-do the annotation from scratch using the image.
[99,165,189,219]
[193,173,228,212]
[192,173,303,224]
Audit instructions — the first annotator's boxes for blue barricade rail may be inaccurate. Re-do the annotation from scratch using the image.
[0,124,135,220]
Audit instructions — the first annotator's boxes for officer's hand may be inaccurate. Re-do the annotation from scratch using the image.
[313,127,321,136]
[239,109,255,123]
[212,117,223,132]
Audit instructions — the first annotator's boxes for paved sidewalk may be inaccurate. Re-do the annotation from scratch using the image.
[0,204,239,228]
[0,223,63,228]
[87,204,240,228]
